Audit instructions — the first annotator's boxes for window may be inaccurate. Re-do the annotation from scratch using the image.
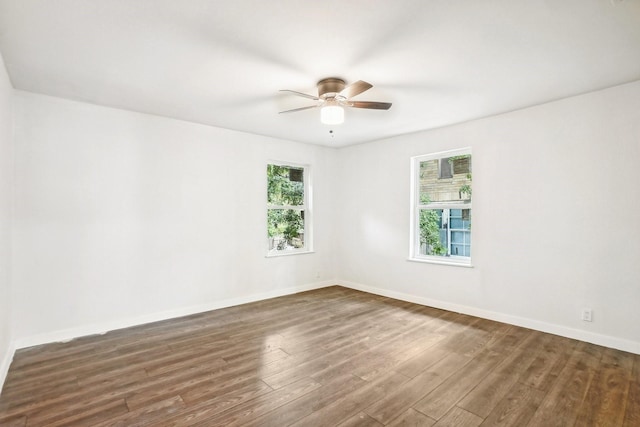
[410,148,472,265]
[267,162,311,255]
[439,158,453,179]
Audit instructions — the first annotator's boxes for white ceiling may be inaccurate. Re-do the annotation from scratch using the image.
[0,0,639,147]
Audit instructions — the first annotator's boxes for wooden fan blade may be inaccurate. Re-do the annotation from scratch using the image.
[350,101,392,110]
[279,105,318,114]
[340,80,372,99]
[279,89,319,100]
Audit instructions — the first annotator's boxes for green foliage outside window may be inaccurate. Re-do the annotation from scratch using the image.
[419,194,446,256]
[268,210,304,246]
[267,165,304,206]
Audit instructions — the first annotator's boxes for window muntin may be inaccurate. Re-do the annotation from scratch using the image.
[411,149,472,265]
[267,163,311,255]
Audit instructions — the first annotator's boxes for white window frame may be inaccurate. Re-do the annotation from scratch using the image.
[409,147,472,267]
[266,161,313,257]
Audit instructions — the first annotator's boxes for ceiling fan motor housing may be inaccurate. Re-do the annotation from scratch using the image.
[318,78,346,99]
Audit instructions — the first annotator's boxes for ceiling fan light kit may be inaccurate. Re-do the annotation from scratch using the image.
[280,78,391,125]
[320,103,344,125]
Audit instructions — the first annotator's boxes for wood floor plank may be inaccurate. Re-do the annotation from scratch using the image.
[479,381,546,426]
[0,286,638,426]
[0,377,81,414]
[30,398,129,427]
[142,349,227,378]
[440,318,510,358]
[623,354,640,427]
[395,344,450,379]
[11,352,227,420]
[527,341,602,427]
[351,332,445,382]
[457,331,548,418]
[6,343,172,389]
[337,412,384,427]
[125,358,269,410]
[575,347,634,426]
[519,333,578,392]
[387,408,436,427]
[290,371,411,427]
[158,379,274,426]
[432,406,483,427]
[191,376,321,427]
[0,414,26,427]
[184,376,272,406]
[413,348,503,420]
[110,332,294,408]
[363,352,471,424]
[278,305,396,355]
[240,374,365,427]
[95,395,186,427]
[261,338,372,389]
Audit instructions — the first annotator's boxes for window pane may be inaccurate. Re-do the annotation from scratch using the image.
[419,208,471,258]
[267,164,304,206]
[450,216,463,229]
[419,155,472,204]
[452,156,470,174]
[419,159,439,203]
[450,209,471,229]
[439,158,452,179]
[451,230,465,244]
[267,209,305,251]
[451,243,470,257]
[419,209,448,256]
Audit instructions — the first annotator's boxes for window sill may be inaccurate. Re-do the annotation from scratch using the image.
[266,250,315,258]
[407,257,473,268]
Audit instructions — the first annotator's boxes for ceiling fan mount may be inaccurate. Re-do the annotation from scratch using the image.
[279,78,392,124]
[317,78,346,99]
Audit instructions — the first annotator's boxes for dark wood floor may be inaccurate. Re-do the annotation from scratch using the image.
[0,286,638,426]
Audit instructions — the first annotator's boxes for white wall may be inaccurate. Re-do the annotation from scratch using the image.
[11,92,337,345]
[0,51,14,386]
[336,81,640,353]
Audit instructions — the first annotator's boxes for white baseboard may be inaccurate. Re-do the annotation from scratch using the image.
[338,280,640,355]
[11,280,336,351]
[0,339,16,395]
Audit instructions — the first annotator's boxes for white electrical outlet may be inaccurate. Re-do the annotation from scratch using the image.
[581,308,593,322]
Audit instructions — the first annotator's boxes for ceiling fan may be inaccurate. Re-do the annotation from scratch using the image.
[279,78,392,125]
